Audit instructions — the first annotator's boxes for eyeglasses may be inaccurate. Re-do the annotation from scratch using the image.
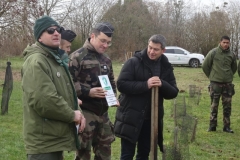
[96,37,112,47]
[45,27,63,34]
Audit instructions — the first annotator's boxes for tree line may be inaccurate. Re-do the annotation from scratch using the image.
[1,0,240,61]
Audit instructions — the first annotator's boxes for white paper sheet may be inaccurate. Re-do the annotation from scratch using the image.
[98,75,118,106]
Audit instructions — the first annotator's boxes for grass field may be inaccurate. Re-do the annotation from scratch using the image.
[0,57,240,160]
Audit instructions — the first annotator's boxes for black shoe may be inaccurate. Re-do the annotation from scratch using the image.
[207,126,216,132]
[223,127,234,133]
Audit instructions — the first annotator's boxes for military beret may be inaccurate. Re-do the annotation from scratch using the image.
[94,22,114,37]
[61,30,77,42]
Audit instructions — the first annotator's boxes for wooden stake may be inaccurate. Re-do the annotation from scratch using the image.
[191,118,198,143]
[150,87,159,160]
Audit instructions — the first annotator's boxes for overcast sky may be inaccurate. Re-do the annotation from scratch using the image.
[192,0,229,6]
[146,0,231,7]
[143,0,235,11]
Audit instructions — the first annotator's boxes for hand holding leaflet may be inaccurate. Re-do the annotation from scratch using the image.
[98,75,118,106]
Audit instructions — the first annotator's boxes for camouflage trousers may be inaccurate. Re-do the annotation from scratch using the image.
[209,82,235,128]
[75,110,115,160]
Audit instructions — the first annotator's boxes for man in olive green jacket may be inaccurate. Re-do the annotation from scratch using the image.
[21,16,86,160]
[202,35,237,133]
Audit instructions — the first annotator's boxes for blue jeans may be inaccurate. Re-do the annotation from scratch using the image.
[120,120,151,160]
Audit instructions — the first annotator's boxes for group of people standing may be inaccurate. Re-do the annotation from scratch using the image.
[21,15,237,160]
[21,15,178,160]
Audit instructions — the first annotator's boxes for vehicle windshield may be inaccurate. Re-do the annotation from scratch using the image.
[182,48,190,54]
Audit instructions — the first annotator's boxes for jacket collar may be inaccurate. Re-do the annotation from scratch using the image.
[34,42,66,66]
[134,48,164,64]
[218,44,230,53]
[134,48,172,71]
[83,38,98,53]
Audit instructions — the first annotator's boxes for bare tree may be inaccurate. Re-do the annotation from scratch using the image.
[63,0,115,49]
[0,0,42,56]
[228,0,240,58]
[1,0,240,60]
[102,0,156,60]
[0,0,77,57]
[146,1,169,35]
[185,12,210,54]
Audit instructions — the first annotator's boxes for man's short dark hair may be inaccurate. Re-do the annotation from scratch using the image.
[148,34,166,49]
[91,28,101,37]
[221,35,230,41]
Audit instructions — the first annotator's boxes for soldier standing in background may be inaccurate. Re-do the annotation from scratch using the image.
[59,29,77,65]
[202,35,237,133]
[60,29,77,54]
[69,22,118,160]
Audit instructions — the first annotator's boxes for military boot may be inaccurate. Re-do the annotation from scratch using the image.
[223,127,234,133]
[207,126,216,132]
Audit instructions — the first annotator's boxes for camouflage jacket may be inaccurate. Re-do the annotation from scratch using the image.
[69,39,116,116]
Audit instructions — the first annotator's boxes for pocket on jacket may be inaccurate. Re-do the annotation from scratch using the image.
[42,118,69,137]
[227,83,235,96]
[108,121,115,143]
[115,105,125,120]
[118,94,127,107]
[81,63,99,82]
[82,63,98,69]
[231,84,235,96]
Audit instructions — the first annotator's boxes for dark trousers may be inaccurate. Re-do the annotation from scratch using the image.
[120,120,151,160]
[27,151,63,160]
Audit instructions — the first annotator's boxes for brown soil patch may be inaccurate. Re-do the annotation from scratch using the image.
[0,70,21,82]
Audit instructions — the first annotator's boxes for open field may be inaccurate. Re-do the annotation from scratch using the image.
[1,57,240,160]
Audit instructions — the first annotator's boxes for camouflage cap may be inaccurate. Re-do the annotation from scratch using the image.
[94,22,114,37]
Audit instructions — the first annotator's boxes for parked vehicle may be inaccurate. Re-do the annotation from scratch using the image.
[164,46,205,68]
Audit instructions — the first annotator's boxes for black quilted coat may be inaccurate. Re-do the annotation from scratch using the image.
[114,48,179,151]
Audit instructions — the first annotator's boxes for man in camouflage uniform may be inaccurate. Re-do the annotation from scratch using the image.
[202,35,237,133]
[69,22,117,160]
[59,29,77,66]
[60,29,76,54]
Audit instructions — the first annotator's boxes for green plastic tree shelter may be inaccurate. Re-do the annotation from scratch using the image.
[1,62,13,115]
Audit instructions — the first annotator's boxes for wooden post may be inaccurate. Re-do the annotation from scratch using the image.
[174,99,177,126]
[150,87,159,160]
[1,61,13,115]
[191,118,198,143]
[125,52,133,61]
[124,52,128,61]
